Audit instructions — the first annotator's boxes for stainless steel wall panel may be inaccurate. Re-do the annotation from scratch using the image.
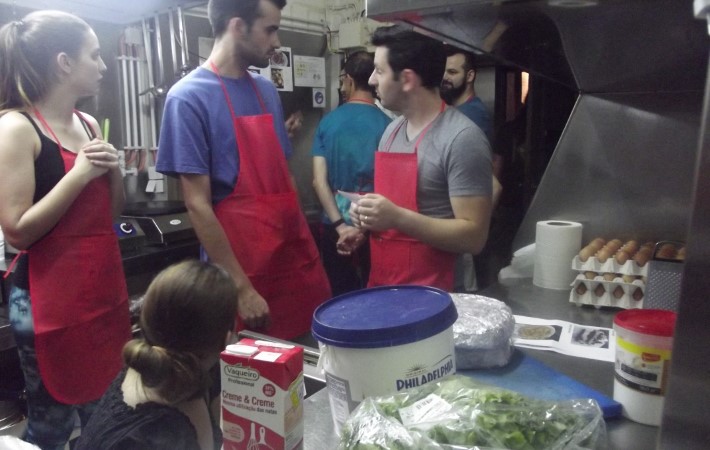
[513,92,701,248]
[551,1,707,93]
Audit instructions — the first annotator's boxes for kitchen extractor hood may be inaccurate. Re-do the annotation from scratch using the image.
[367,0,706,93]
[0,0,202,24]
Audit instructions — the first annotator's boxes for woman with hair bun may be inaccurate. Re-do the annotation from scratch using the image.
[0,10,130,449]
[76,260,238,450]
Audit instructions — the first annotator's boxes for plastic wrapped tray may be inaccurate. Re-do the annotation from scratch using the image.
[450,294,515,369]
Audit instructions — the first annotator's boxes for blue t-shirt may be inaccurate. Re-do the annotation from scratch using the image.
[156,67,292,204]
[311,102,391,223]
[458,96,492,141]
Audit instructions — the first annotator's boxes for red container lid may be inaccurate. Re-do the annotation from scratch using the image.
[614,309,677,337]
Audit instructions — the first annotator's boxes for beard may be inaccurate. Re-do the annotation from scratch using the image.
[440,80,466,105]
[241,42,270,69]
[249,55,270,69]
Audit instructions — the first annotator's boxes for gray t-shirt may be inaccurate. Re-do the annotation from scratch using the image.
[378,106,492,218]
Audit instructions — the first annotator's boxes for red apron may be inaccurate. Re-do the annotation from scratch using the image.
[28,110,131,405]
[367,103,456,291]
[210,64,331,340]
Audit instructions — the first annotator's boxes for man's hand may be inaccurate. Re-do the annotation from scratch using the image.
[236,286,271,330]
[349,193,400,232]
[336,225,366,255]
[285,110,304,138]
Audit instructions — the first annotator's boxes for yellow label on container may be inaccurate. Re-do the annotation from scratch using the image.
[615,336,671,395]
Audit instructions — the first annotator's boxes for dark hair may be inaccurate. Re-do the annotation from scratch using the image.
[370,24,446,89]
[0,10,92,110]
[208,0,287,37]
[343,51,375,92]
[123,260,238,404]
[446,47,477,73]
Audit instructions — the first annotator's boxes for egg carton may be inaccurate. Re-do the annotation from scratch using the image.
[569,274,645,309]
[571,255,649,277]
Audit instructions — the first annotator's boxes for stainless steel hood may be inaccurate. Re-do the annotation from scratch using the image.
[367,0,706,93]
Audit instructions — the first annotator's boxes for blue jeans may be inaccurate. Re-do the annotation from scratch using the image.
[8,286,97,450]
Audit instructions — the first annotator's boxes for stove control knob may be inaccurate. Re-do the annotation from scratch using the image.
[119,222,135,235]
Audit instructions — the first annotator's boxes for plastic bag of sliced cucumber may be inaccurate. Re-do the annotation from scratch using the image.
[338,375,606,450]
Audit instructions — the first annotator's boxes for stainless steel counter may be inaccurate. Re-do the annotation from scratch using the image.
[303,279,660,449]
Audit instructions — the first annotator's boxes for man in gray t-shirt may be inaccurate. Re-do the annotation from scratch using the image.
[341,25,493,291]
[379,107,492,218]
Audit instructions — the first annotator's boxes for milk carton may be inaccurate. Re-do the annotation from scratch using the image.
[220,339,304,450]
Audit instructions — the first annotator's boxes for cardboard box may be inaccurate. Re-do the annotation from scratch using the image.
[221,338,304,450]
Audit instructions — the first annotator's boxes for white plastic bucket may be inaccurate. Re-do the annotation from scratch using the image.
[613,309,676,426]
[312,285,458,434]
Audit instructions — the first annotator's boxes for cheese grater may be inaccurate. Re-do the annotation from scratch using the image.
[644,242,684,312]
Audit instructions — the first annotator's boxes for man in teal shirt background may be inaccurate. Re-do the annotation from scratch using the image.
[312,51,391,295]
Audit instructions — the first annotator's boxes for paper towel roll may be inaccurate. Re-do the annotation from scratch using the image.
[533,220,583,290]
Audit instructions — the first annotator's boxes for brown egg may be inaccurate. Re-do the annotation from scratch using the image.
[584,271,597,280]
[596,248,612,263]
[606,239,623,252]
[622,275,636,284]
[576,283,588,295]
[641,241,655,251]
[590,237,606,250]
[579,245,596,262]
[594,284,606,297]
[603,273,616,282]
[633,247,652,266]
[621,240,639,256]
[656,243,677,260]
[613,286,625,299]
[632,288,644,301]
[615,250,630,265]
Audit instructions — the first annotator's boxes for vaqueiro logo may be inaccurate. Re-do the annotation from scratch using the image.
[224,364,259,381]
[395,356,454,390]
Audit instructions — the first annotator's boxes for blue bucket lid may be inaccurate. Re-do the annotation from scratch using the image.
[311,285,458,348]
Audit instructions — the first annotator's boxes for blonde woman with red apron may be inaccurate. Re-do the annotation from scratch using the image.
[0,11,130,450]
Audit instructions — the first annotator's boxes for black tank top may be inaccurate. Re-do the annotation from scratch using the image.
[13,112,96,289]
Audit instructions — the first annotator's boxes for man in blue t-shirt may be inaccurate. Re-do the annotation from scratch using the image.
[156,0,331,341]
[441,49,500,292]
[441,50,493,141]
[312,51,391,295]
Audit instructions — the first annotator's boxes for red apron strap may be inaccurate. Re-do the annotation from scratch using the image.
[382,101,446,154]
[3,251,26,279]
[209,61,268,116]
[33,109,66,153]
[73,110,97,138]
